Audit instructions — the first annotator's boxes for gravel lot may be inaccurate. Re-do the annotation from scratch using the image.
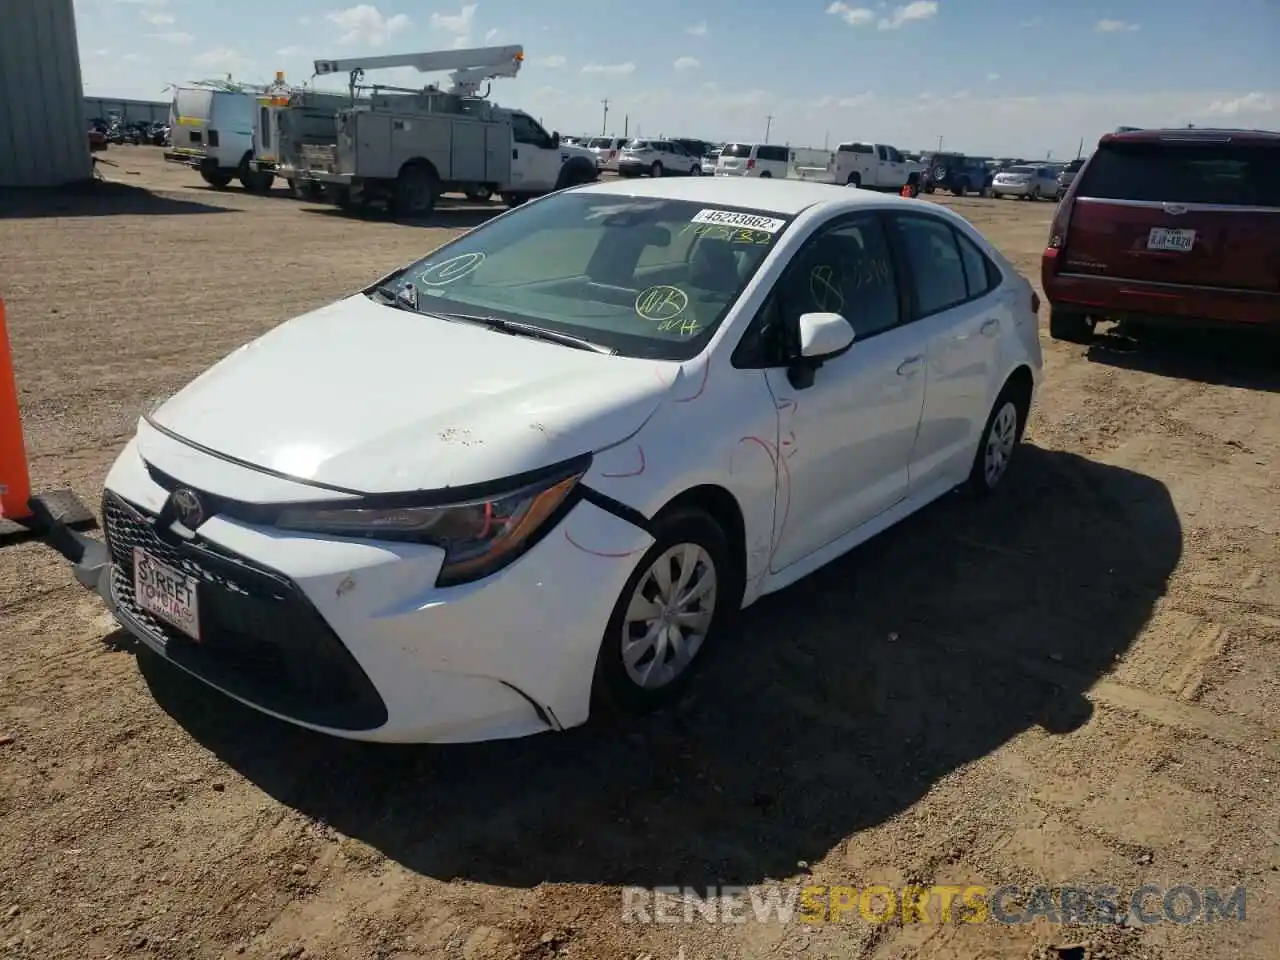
[1,147,1277,960]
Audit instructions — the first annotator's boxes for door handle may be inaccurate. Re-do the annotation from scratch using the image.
[981,318,1000,336]
[896,355,923,376]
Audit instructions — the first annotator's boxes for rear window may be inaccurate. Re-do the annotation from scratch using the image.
[628,140,652,150]
[1065,158,1085,172]
[587,137,613,148]
[838,143,873,154]
[1077,142,1280,207]
[174,88,213,121]
[722,143,753,157]
[1006,166,1035,174]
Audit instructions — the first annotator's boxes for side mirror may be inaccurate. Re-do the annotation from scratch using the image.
[788,312,854,390]
[799,312,855,359]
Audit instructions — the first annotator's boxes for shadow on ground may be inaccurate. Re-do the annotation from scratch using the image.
[1087,323,1280,394]
[301,203,504,230]
[0,178,230,219]
[131,443,1180,888]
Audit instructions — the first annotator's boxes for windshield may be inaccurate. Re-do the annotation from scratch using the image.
[721,143,752,157]
[1076,142,1279,206]
[626,140,651,150]
[378,192,793,361]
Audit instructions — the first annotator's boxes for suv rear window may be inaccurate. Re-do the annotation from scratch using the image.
[1077,142,1280,207]
[587,137,613,148]
[722,143,752,157]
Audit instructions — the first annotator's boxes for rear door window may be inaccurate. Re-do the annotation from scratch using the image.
[722,143,753,158]
[893,215,969,317]
[1077,142,1280,206]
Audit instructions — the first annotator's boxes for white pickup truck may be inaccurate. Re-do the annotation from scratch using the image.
[829,141,925,194]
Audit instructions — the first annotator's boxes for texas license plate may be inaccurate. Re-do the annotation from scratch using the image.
[1147,227,1195,252]
[133,548,200,641]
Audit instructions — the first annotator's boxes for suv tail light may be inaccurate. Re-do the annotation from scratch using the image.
[747,157,755,170]
[1044,186,1076,268]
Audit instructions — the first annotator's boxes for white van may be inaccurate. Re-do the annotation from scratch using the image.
[714,142,789,178]
[586,136,625,171]
[164,86,268,191]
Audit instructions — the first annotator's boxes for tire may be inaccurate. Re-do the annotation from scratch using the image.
[464,186,492,202]
[759,171,772,178]
[1049,308,1095,344]
[991,191,1003,200]
[650,161,663,178]
[965,386,1026,496]
[689,164,701,176]
[846,173,862,187]
[951,178,969,197]
[393,163,437,217]
[923,183,935,194]
[240,170,274,193]
[199,168,233,189]
[1028,186,1040,201]
[591,508,739,718]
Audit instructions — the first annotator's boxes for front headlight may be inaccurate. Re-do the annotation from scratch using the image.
[274,462,587,586]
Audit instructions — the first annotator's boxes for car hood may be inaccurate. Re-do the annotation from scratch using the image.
[147,294,676,494]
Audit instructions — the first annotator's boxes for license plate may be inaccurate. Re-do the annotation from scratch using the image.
[133,548,201,641]
[1147,227,1196,252]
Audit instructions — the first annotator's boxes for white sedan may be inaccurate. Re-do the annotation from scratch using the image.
[91,177,1043,743]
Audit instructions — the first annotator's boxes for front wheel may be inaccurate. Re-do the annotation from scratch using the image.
[649,161,664,178]
[689,164,701,176]
[591,509,738,718]
[758,171,772,178]
[199,168,233,189]
[393,164,437,217]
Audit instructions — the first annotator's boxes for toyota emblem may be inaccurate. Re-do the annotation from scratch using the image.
[171,488,205,529]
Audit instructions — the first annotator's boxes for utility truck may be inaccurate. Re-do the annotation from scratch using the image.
[251,73,365,201]
[286,45,599,216]
[164,79,274,192]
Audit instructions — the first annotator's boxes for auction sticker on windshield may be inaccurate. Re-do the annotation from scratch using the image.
[690,209,785,233]
[133,548,201,641]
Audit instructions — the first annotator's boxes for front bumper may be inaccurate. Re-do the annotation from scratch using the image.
[94,436,654,743]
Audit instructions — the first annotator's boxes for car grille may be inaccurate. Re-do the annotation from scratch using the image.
[102,490,387,731]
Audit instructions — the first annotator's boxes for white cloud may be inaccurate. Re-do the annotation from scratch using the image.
[150,31,193,44]
[826,2,875,27]
[673,56,699,72]
[878,1,938,30]
[193,48,241,67]
[485,27,499,41]
[326,5,411,47]
[987,72,1000,81]
[452,36,470,49]
[837,92,875,107]
[1205,91,1274,115]
[277,46,303,57]
[536,55,567,68]
[430,4,477,34]
[298,15,312,24]
[1095,19,1139,33]
[140,11,174,23]
[581,62,636,75]
[686,21,707,35]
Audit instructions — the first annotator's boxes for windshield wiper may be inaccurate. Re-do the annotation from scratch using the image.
[434,312,615,355]
[368,282,420,313]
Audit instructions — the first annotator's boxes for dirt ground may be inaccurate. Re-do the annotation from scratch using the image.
[1,147,1277,960]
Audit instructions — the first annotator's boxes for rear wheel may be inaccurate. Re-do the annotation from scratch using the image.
[759,171,772,178]
[965,389,1025,496]
[1049,308,1094,344]
[846,172,862,187]
[650,161,663,178]
[951,178,969,197]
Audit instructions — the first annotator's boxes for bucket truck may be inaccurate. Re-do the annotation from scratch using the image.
[287,45,599,216]
[250,72,364,201]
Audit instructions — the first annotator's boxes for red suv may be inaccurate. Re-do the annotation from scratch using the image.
[1041,128,1279,343]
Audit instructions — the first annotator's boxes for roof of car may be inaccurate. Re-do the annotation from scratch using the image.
[573,175,888,215]
[1101,127,1280,146]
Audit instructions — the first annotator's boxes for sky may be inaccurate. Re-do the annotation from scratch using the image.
[74,0,1279,158]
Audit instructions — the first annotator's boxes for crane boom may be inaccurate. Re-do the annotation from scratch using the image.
[313,45,524,97]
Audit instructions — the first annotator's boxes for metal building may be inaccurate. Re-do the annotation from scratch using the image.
[0,0,92,186]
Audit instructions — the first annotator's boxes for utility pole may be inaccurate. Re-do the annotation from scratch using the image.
[764,115,773,143]
[1076,137,1083,160]
[600,98,609,135]
[937,135,943,152]
[624,113,629,138]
